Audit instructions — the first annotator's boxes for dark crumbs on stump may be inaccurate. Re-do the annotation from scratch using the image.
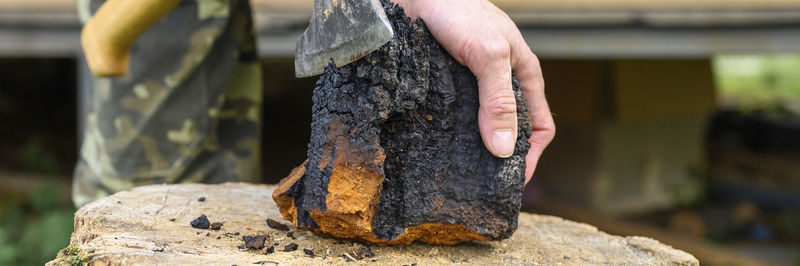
[266,218,290,231]
[190,214,210,229]
[283,243,299,252]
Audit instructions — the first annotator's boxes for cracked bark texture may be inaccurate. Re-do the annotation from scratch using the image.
[273,1,531,245]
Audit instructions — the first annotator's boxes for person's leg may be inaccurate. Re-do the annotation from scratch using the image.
[73,0,262,207]
[175,0,263,185]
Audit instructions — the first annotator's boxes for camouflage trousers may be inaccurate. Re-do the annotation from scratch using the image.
[73,0,262,207]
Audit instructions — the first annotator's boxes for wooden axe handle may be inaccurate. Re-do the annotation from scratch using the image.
[81,0,180,77]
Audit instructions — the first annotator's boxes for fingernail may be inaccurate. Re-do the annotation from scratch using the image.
[491,129,515,158]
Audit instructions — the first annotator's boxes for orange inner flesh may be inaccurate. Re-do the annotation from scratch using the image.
[271,119,487,245]
[272,160,305,225]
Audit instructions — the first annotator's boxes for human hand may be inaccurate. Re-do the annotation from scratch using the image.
[390,0,555,184]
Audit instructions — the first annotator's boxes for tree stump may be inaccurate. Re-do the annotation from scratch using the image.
[48,183,698,265]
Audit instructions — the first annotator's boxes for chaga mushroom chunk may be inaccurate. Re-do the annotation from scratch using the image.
[272,0,531,245]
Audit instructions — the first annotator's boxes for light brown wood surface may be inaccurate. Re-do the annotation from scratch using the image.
[47,183,699,265]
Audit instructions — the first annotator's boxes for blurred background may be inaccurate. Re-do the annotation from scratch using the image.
[1,0,800,265]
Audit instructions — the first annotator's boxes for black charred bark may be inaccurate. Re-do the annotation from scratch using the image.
[280,1,531,243]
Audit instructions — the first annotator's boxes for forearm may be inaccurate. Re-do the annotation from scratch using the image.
[81,0,180,76]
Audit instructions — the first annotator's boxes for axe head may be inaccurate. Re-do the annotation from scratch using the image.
[294,0,394,78]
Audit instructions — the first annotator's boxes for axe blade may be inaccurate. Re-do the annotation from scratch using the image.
[294,0,394,78]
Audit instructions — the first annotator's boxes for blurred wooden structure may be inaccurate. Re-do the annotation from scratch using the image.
[3,0,800,57]
[537,59,716,214]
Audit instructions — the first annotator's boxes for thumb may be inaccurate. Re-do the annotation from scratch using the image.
[468,40,517,158]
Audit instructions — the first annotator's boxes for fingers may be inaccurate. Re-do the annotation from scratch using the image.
[512,49,555,184]
[409,0,554,180]
[524,91,555,184]
[464,37,518,158]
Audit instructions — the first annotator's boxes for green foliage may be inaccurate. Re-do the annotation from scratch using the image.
[0,183,75,265]
[27,183,62,213]
[20,138,61,174]
[713,54,800,111]
[21,210,75,264]
[0,227,18,265]
[795,250,800,266]
[775,210,800,241]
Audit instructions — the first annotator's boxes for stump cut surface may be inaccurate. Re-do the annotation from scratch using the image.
[48,183,698,265]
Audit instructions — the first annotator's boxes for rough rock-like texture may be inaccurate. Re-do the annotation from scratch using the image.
[273,1,531,245]
[47,183,699,265]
